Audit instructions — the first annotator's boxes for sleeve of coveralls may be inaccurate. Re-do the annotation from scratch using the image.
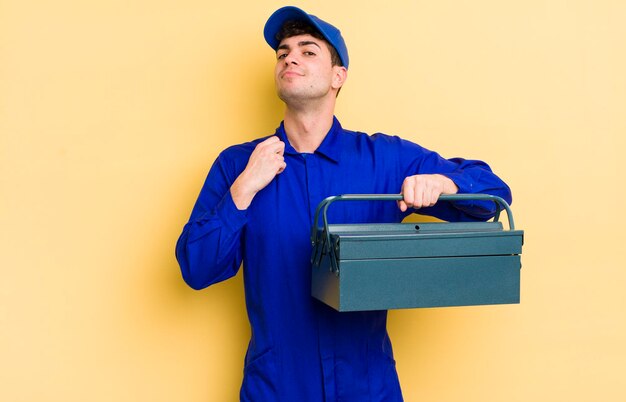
[175,153,247,290]
[397,137,513,222]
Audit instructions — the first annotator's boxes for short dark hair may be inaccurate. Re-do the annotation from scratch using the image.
[276,20,343,67]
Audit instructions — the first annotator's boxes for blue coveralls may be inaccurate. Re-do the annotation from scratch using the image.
[176,117,512,401]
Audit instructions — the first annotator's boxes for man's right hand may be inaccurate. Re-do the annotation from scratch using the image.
[230,136,286,210]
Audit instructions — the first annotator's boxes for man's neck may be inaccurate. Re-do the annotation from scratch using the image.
[283,103,335,154]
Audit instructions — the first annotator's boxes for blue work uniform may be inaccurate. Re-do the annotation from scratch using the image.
[175,117,512,401]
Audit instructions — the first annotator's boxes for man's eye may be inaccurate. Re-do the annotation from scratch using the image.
[277,53,287,59]
[304,51,316,56]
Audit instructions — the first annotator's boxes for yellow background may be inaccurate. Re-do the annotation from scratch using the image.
[2,0,625,401]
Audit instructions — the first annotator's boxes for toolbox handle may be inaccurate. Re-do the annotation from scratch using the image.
[310,193,515,247]
[310,193,515,274]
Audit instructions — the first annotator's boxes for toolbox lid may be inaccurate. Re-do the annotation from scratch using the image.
[323,221,524,260]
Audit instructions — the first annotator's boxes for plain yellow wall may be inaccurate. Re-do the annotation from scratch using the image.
[2,1,625,401]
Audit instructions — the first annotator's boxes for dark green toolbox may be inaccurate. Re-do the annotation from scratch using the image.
[310,194,524,311]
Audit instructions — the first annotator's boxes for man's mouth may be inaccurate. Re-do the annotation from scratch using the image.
[282,70,303,78]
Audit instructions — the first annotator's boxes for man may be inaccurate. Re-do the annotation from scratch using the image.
[176,6,511,401]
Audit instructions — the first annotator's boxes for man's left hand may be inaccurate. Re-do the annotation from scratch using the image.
[398,174,459,212]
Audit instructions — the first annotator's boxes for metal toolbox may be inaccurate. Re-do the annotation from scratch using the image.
[310,194,524,311]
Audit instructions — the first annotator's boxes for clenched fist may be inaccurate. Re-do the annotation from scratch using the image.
[231,136,287,210]
[397,174,458,212]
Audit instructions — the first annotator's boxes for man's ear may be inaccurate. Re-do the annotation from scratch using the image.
[331,66,348,90]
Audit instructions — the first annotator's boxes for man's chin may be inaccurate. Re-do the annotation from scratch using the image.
[277,88,329,104]
[277,89,305,103]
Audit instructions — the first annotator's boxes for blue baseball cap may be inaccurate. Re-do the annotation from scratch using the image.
[263,6,349,69]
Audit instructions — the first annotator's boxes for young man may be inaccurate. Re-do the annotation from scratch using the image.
[176,6,512,401]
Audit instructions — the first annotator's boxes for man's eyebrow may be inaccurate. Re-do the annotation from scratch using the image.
[277,41,322,51]
[297,41,322,49]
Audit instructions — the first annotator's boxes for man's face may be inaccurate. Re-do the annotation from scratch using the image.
[274,34,343,103]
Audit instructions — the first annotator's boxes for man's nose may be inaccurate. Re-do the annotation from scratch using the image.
[284,53,299,65]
